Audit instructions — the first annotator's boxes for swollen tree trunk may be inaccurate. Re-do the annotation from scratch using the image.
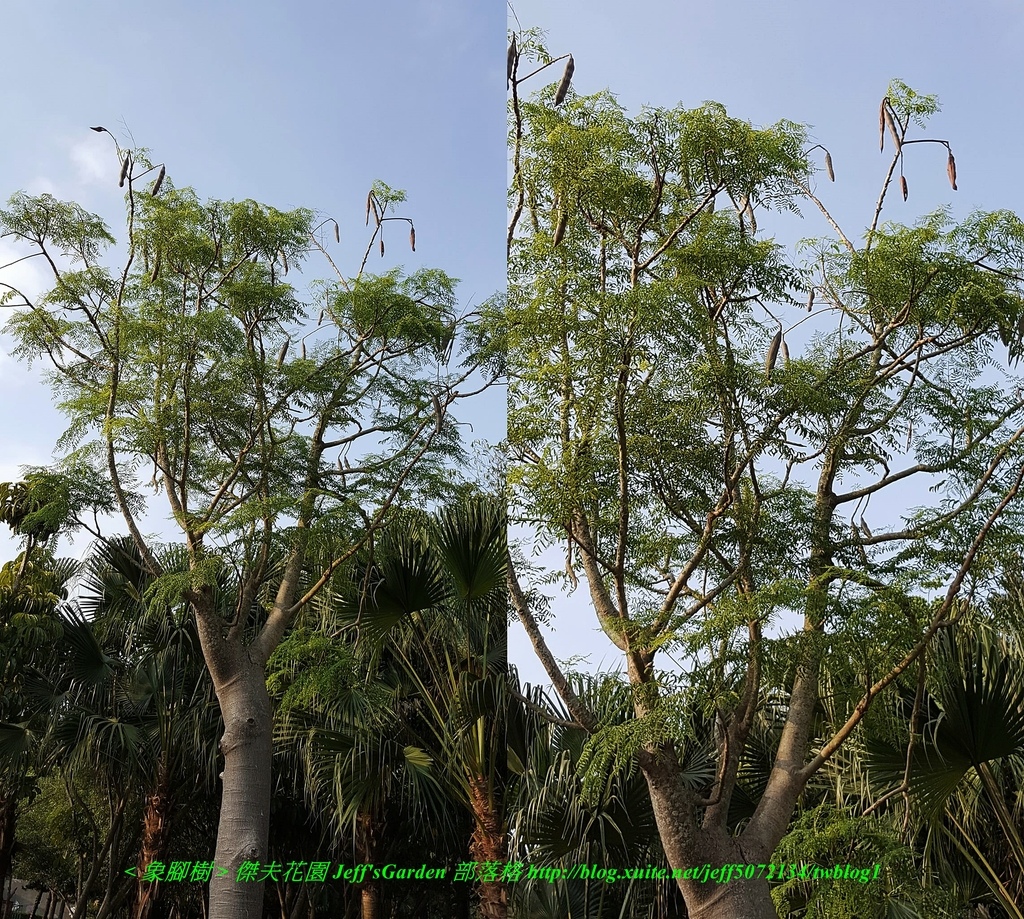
[205,656,274,919]
[643,760,777,919]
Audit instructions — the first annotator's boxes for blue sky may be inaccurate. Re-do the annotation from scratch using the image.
[0,1,505,563]
[506,0,1024,686]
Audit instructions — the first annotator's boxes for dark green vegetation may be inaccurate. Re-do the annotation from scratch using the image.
[505,25,1024,919]
[1,492,507,919]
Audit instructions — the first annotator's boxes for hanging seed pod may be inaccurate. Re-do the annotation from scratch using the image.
[301,341,306,360]
[431,394,444,433]
[119,154,131,188]
[860,517,873,539]
[901,175,908,201]
[781,339,791,364]
[507,35,517,88]
[279,250,289,275]
[824,150,835,182]
[765,328,783,375]
[318,309,325,326]
[409,225,416,252]
[365,192,373,226]
[334,220,340,243]
[883,105,901,153]
[947,151,958,191]
[90,126,107,133]
[744,201,757,235]
[150,165,166,196]
[379,238,385,258]
[879,99,887,152]
[905,421,913,451]
[552,210,568,248]
[276,339,289,366]
[150,251,161,282]
[852,523,869,565]
[554,55,574,105]
[807,288,815,312]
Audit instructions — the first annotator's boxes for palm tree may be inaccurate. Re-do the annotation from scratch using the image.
[345,495,508,918]
[0,546,79,919]
[74,536,224,919]
[270,494,507,919]
[862,619,1024,917]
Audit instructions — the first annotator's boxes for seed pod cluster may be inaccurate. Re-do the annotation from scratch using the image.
[151,165,166,196]
[947,151,957,190]
[554,55,574,106]
[507,35,517,88]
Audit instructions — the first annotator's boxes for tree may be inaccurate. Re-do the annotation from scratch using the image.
[506,30,1024,919]
[0,138,499,919]
[273,493,508,919]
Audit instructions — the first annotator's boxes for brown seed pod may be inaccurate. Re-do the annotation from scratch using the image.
[507,35,517,88]
[879,99,887,152]
[119,154,131,188]
[380,238,385,258]
[151,165,166,196]
[334,220,340,243]
[860,517,873,539]
[807,288,815,312]
[409,225,416,252]
[824,150,835,182]
[947,151,957,191]
[150,251,161,282]
[552,210,568,248]
[901,175,908,201]
[277,339,289,366]
[883,105,901,154]
[781,340,790,364]
[365,192,373,226]
[744,201,757,235]
[852,523,869,565]
[280,250,289,274]
[554,55,574,106]
[765,328,783,375]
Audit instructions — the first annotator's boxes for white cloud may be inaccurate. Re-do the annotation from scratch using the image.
[69,136,113,186]
[25,176,60,196]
